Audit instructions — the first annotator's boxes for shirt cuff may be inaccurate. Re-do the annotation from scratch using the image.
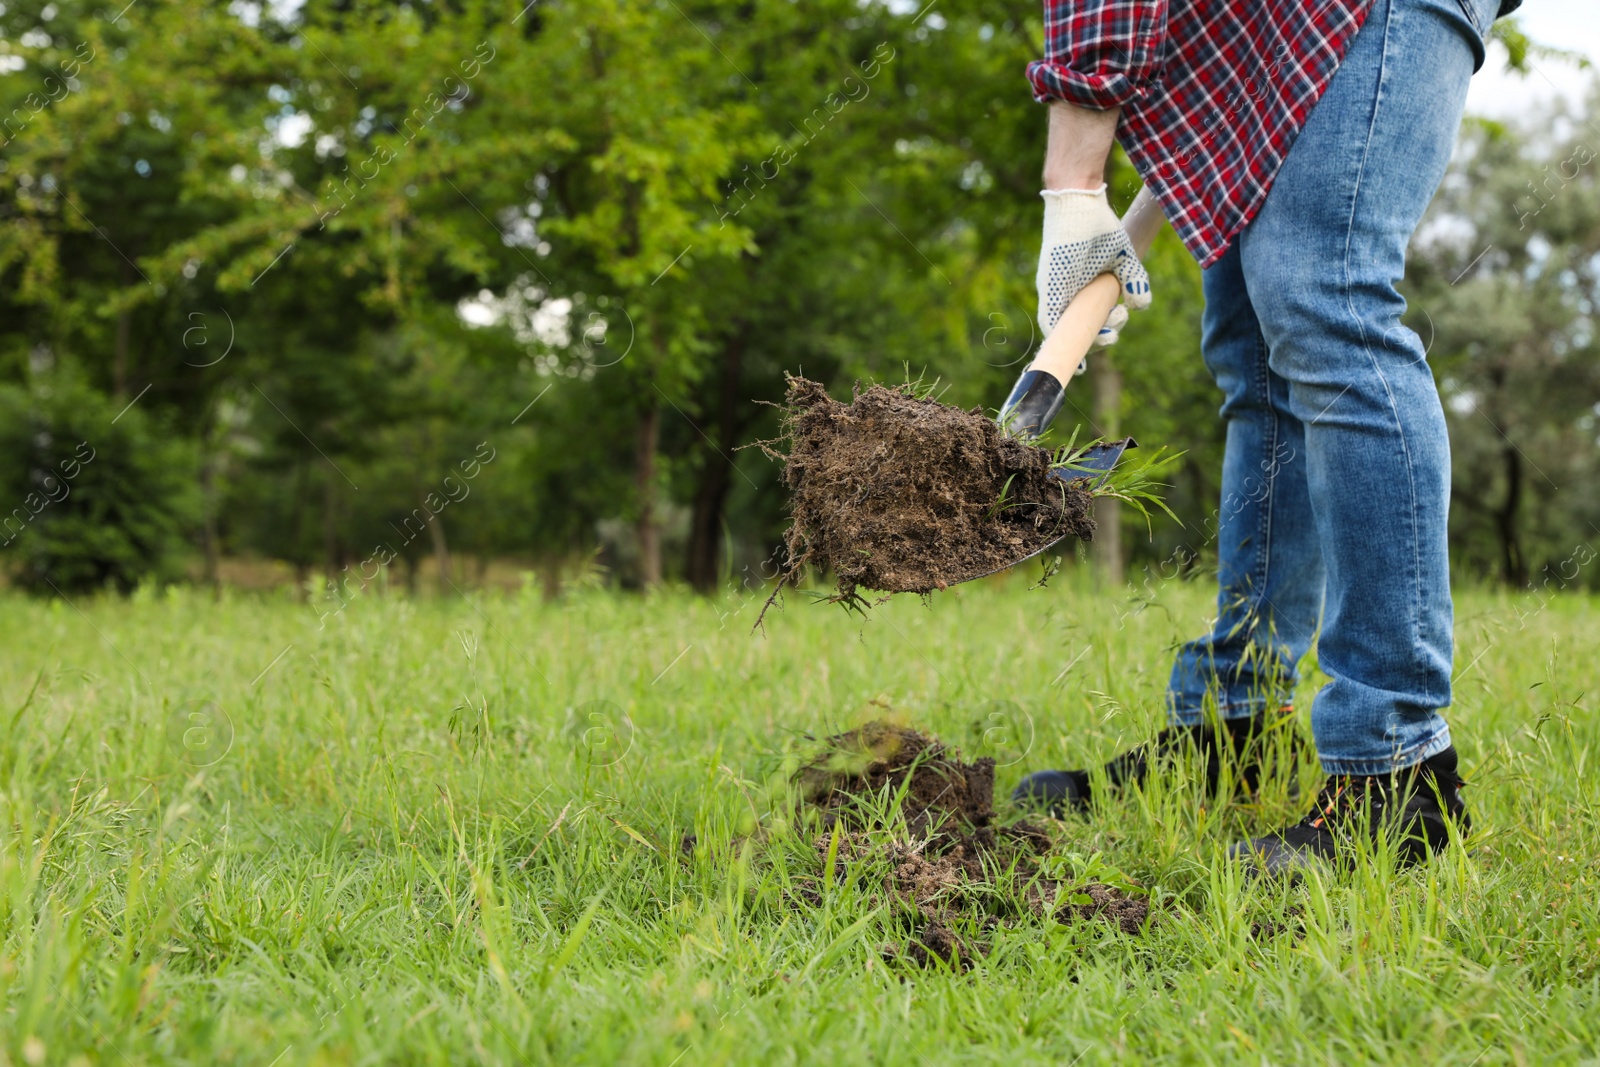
[1027,60,1148,109]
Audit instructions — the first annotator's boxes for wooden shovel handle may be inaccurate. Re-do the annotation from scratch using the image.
[1028,186,1168,384]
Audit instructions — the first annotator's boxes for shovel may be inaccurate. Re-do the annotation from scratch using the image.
[954,186,1168,583]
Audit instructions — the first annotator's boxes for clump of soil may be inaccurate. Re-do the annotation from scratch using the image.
[793,720,1151,968]
[757,378,1095,605]
[797,719,998,846]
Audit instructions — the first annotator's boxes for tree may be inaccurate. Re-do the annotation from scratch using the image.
[2,0,1592,599]
[1406,94,1600,588]
[0,373,196,593]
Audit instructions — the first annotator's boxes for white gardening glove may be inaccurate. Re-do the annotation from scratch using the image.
[1036,185,1152,361]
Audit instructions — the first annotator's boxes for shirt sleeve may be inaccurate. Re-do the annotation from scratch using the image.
[1026,0,1169,109]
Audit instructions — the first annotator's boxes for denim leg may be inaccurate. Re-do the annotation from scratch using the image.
[1167,243,1326,726]
[1237,0,1492,774]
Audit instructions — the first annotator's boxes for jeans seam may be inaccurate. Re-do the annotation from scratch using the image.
[1450,0,1484,35]
[1255,329,1279,624]
[1224,328,1276,649]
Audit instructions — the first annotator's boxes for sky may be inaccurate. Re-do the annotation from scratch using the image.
[1465,0,1598,119]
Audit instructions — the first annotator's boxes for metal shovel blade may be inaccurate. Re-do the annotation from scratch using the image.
[1052,435,1137,486]
[947,436,1138,586]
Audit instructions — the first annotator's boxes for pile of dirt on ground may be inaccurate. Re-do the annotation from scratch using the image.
[793,721,1150,969]
[757,378,1095,604]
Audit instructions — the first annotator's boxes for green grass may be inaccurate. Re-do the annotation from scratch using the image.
[1,570,1596,1065]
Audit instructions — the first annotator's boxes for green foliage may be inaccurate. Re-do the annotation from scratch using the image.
[0,374,197,593]
[1489,17,1592,77]
[1067,443,1184,533]
[0,0,1593,594]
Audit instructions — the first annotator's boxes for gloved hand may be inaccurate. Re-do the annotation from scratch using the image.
[1036,185,1152,352]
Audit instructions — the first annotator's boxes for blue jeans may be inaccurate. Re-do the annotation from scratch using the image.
[1166,0,1498,775]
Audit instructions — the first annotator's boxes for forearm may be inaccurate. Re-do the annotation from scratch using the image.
[1042,101,1121,190]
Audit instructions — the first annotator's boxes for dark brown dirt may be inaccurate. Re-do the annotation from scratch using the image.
[758,378,1095,603]
[794,721,1151,968]
[1250,905,1306,942]
[796,719,997,846]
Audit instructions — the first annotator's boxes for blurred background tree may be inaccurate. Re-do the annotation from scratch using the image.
[0,371,197,592]
[0,0,1593,597]
[1404,110,1600,587]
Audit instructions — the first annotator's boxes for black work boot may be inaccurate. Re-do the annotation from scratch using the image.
[1011,707,1298,817]
[1228,745,1470,875]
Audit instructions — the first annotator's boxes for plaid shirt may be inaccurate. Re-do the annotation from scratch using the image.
[1028,0,1375,267]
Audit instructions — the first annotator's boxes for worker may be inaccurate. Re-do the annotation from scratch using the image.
[1009,0,1518,872]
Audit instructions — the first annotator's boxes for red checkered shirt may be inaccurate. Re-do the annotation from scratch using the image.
[1027,0,1373,267]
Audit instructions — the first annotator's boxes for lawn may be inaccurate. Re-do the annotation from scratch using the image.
[1,570,1596,1065]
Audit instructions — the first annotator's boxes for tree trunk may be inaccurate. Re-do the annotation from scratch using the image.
[1092,353,1125,585]
[686,465,731,592]
[290,457,310,601]
[539,555,562,602]
[200,453,220,595]
[324,469,341,582]
[635,402,662,589]
[425,497,452,592]
[1485,368,1527,588]
[1496,441,1526,586]
[685,333,747,591]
